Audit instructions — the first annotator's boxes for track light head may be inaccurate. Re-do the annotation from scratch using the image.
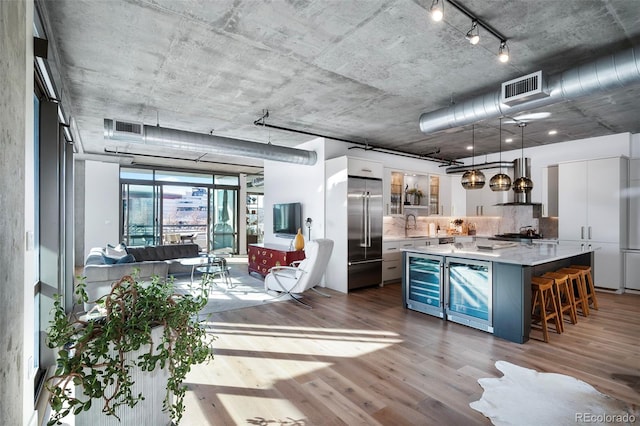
[466,21,480,45]
[430,0,444,22]
[498,41,510,63]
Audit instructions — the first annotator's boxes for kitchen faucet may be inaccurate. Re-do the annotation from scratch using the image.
[405,214,417,236]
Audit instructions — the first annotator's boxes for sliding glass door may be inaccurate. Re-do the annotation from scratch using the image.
[121,183,159,246]
[210,187,238,253]
[162,185,208,250]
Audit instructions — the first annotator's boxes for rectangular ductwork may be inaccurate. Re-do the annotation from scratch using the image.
[501,71,549,106]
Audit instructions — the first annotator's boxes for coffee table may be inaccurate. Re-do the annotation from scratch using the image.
[180,255,218,284]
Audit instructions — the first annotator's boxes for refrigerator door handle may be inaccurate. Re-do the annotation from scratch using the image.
[360,191,367,247]
[366,191,372,248]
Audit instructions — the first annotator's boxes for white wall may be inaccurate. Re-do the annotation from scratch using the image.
[263,137,326,246]
[84,161,120,256]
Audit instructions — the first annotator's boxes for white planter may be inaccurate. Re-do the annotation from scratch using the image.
[74,326,171,426]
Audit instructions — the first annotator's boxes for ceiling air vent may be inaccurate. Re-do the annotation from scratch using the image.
[501,71,549,106]
[104,118,144,141]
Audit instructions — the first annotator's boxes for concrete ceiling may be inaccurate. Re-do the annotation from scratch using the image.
[39,0,640,169]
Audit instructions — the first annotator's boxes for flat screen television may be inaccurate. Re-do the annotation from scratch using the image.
[273,202,302,237]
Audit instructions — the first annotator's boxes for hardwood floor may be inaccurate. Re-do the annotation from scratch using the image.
[182,282,640,425]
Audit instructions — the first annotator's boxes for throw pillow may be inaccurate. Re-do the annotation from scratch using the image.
[102,253,136,264]
[101,254,118,265]
[106,243,127,258]
[115,254,136,264]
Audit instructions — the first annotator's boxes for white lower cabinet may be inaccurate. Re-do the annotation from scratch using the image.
[382,241,403,283]
[593,242,622,290]
[560,241,621,290]
[383,239,436,283]
[624,252,640,291]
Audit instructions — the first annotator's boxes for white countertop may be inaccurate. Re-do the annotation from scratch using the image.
[403,242,595,266]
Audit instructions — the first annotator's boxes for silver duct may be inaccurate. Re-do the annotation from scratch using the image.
[419,45,640,134]
[104,119,317,165]
[445,161,514,174]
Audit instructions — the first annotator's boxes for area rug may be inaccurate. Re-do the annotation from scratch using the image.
[172,259,282,314]
[470,361,638,426]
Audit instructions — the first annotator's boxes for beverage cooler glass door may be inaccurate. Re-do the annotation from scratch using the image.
[445,258,493,333]
[405,253,444,318]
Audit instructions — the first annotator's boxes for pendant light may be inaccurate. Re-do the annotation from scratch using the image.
[512,122,534,193]
[490,118,512,191]
[461,124,485,190]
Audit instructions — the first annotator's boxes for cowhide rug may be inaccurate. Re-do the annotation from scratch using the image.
[470,361,638,426]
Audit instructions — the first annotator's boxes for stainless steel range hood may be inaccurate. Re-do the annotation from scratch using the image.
[498,157,541,206]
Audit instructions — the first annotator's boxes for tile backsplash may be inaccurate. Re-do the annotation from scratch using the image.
[384,205,558,239]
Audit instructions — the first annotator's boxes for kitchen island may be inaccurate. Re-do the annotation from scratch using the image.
[402,241,594,344]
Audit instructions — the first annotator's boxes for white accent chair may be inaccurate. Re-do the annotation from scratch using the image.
[264,239,334,308]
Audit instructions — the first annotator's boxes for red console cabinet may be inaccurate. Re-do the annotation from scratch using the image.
[248,243,306,277]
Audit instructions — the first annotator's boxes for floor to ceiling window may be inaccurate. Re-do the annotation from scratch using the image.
[210,180,239,253]
[120,168,240,253]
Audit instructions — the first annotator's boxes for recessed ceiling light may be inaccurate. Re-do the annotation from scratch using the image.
[505,138,513,143]
[548,130,558,135]
[466,145,473,150]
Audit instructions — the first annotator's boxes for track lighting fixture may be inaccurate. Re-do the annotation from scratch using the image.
[498,41,510,63]
[428,1,510,62]
[430,0,444,22]
[466,20,480,45]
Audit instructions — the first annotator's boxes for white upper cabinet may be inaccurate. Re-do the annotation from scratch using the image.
[348,157,383,179]
[558,157,628,244]
[465,181,509,216]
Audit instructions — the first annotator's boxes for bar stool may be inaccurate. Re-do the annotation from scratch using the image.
[531,276,562,343]
[542,272,578,332]
[570,265,599,310]
[557,267,590,317]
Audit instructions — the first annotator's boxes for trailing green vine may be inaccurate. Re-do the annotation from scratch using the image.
[45,273,214,425]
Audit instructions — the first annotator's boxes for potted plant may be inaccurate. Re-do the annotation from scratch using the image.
[45,273,214,426]
[406,187,424,205]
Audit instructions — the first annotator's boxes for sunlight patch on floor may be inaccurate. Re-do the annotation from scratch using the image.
[218,394,307,425]
[206,322,402,358]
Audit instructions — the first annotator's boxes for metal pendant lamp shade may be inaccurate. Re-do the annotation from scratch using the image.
[513,123,533,194]
[462,169,486,189]
[490,118,512,191]
[490,173,512,191]
[513,175,534,193]
[461,124,485,190]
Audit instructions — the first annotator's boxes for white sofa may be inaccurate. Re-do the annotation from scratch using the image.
[81,247,169,311]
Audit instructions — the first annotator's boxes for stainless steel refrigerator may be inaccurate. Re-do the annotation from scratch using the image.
[347,176,383,290]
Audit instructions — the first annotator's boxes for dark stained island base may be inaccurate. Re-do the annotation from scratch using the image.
[402,242,594,344]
